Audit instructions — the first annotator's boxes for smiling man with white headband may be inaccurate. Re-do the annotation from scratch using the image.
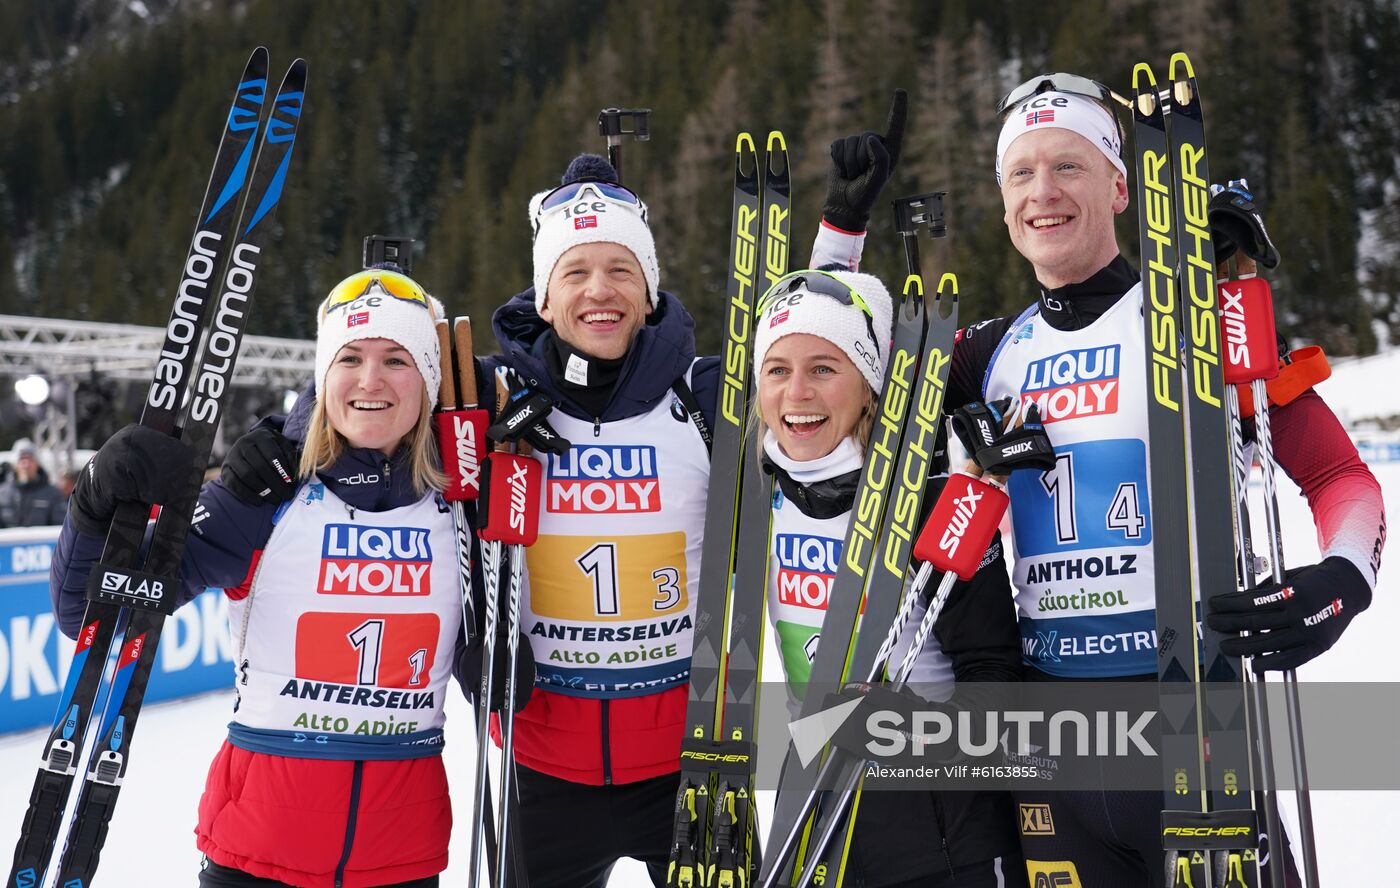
[808,70,1384,888]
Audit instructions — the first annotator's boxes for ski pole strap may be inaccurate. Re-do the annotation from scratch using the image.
[670,378,713,453]
[1235,346,1330,419]
[487,368,572,456]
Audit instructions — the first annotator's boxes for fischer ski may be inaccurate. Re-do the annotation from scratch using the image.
[668,129,788,888]
[5,52,306,888]
[1134,53,1262,888]
[761,192,956,888]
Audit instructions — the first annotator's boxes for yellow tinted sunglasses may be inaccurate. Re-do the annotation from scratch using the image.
[323,269,431,317]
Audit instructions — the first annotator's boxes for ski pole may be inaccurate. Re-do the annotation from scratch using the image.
[1218,258,1286,888]
[1219,255,1320,886]
[790,470,1012,888]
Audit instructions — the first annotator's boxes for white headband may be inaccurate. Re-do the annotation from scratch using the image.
[753,270,894,395]
[995,91,1126,184]
[314,277,444,401]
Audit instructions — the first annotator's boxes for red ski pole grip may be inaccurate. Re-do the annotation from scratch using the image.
[912,472,1008,580]
[435,408,488,502]
[479,452,542,545]
[1218,276,1279,385]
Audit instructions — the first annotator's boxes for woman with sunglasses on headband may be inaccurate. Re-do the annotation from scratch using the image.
[811,72,1382,888]
[753,268,1027,888]
[51,265,463,887]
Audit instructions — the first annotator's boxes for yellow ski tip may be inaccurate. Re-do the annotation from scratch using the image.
[1169,51,1195,80]
[937,272,959,297]
[766,130,787,152]
[1132,62,1157,90]
[735,132,756,153]
[902,273,925,298]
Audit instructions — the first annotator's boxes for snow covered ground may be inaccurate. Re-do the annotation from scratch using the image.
[1,387,1393,886]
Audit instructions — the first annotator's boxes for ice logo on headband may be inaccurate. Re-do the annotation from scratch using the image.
[1012,94,1121,155]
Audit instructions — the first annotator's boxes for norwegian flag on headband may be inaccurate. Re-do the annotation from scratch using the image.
[348,311,370,327]
[574,215,598,230]
[770,309,789,327]
[1026,109,1055,126]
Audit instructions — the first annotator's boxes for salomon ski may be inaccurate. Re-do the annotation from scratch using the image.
[8,48,274,888]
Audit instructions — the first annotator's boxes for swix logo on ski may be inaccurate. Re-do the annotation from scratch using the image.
[318,523,433,596]
[775,533,841,610]
[547,444,660,514]
[1020,345,1121,423]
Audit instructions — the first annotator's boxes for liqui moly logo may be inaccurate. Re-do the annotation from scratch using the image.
[1021,345,1121,423]
[548,445,659,513]
[775,533,841,610]
[319,523,433,596]
[938,481,985,558]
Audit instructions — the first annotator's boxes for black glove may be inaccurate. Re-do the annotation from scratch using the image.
[1209,178,1280,269]
[822,89,908,232]
[1206,556,1371,672]
[951,397,1012,458]
[69,424,196,535]
[951,400,1057,475]
[220,426,300,506]
[460,631,536,712]
[487,369,571,456]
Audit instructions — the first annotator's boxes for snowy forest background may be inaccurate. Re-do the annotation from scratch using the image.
[1,0,1398,360]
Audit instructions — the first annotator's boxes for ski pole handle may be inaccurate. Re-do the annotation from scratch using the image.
[1218,273,1279,385]
[912,472,1008,581]
[434,318,488,502]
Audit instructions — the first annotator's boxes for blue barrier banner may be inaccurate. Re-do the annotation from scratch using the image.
[1356,441,1400,464]
[0,527,235,735]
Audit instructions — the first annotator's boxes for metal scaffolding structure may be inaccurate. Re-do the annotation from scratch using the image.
[0,314,314,471]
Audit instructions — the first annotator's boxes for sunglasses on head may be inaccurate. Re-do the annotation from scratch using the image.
[996,72,1129,142]
[757,270,878,351]
[537,180,643,215]
[323,270,431,316]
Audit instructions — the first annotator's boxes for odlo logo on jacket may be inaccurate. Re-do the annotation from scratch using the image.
[319,523,433,596]
[547,444,660,514]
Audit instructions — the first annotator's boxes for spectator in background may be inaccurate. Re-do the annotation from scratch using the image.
[58,470,79,500]
[0,438,68,527]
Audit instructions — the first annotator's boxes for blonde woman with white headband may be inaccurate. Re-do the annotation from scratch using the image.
[753,267,1026,888]
[53,264,463,887]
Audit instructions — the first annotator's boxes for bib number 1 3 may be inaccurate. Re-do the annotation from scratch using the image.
[577,542,682,616]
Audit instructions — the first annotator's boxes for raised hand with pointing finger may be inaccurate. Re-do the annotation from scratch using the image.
[822,88,909,233]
